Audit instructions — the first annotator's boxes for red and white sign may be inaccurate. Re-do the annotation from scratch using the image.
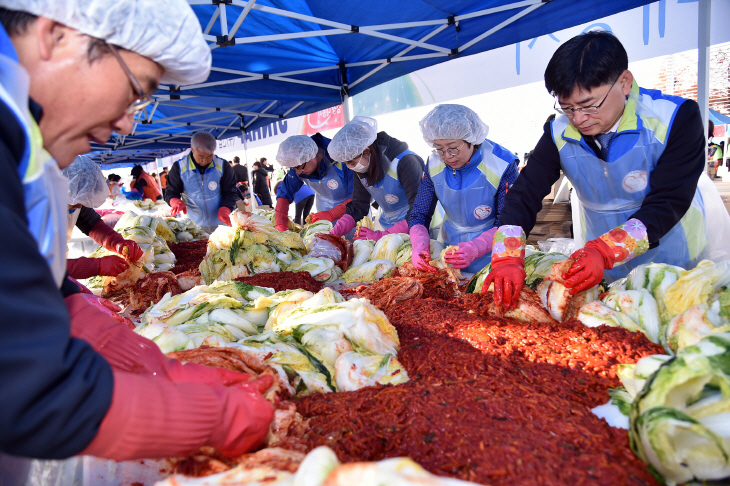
[302,105,345,135]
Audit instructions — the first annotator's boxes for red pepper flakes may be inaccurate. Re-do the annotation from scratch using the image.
[169,240,208,274]
[295,296,663,486]
[236,272,323,293]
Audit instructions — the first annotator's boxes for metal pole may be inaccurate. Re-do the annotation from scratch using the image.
[343,94,351,123]
[697,0,711,130]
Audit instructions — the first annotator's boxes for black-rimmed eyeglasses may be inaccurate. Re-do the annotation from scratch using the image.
[107,44,153,116]
[554,76,620,116]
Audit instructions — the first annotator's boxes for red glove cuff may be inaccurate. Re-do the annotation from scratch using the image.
[584,238,616,270]
[274,198,290,230]
[89,220,124,251]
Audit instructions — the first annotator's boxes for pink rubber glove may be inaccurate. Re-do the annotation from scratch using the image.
[170,197,187,216]
[330,214,356,237]
[218,207,232,226]
[443,227,498,269]
[355,219,409,241]
[409,224,437,274]
[274,198,291,231]
[81,371,274,461]
[89,220,144,261]
[65,294,261,387]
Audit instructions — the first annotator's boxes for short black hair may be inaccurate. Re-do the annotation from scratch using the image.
[0,8,111,63]
[233,156,240,164]
[253,162,261,168]
[544,31,628,100]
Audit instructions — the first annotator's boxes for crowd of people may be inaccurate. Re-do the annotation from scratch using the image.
[1,0,729,480]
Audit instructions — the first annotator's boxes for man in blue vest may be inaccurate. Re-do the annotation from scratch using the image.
[165,131,238,233]
[0,0,272,466]
[486,31,727,309]
[274,133,353,231]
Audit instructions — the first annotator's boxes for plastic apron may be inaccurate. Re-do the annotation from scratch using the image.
[179,154,224,233]
[430,141,511,274]
[553,83,711,280]
[359,149,416,229]
[0,30,68,287]
[302,160,351,212]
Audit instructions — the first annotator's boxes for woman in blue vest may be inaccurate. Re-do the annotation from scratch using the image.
[325,116,425,238]
[273,133,353,231]
[485,31,730,309]
[408,105,519,275]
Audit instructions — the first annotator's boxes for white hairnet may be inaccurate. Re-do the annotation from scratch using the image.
[1,0,211,85]
[276,135,318,168]
[419,104,489,146]
[328,116,378,162]
[63,155,109,208]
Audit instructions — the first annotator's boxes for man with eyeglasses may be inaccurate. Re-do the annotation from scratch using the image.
[0,0,273,468]
[165,131,238,233]
[273,134,353,231]
[485,31,730,309]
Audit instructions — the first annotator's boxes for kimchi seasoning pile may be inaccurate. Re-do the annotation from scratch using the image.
[169,240,208,274]
[236,272,324,294]
[296,294,664,486]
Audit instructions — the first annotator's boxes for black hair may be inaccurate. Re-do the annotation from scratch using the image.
[130,165,143,178]
[253,162,261,168]
[708,120,715,140]
[544,31,628,99]
[233,156,240,164]
[0,8,111,63]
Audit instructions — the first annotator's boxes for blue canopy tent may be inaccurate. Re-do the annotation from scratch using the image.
[90,0,657,166]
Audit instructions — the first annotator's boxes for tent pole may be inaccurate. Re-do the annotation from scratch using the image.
[697,0,711,131]
[343,94,351,123]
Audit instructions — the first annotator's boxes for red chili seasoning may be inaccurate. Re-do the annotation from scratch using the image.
[295,296,663,486]
[236,271,323,293]
[169,240,208,274]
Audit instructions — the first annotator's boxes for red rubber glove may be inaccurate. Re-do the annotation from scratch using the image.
[482,257,526,310]
[562,238,615,294]
[218,207,232,226]
[68,255,128,279]
[311,199,351,223]
[443,227,498,269]
[65,294,262,387]
[81,371,273,461]
[330,214,356,237]
[355,219,409,241]
[409,224,437,274]
[88,220,143,261]
[170,197,187,216]
[274,198,291,231]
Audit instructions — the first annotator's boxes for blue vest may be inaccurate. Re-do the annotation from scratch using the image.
[429,141,512,273]
[551,81,707,278]
[178,154,225,228]
[0,26,66,286]
[302,160,351,212]
[358,149,416,229]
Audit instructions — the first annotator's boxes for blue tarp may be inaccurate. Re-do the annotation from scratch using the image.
[710,108,730,126]
[91,0,656,165]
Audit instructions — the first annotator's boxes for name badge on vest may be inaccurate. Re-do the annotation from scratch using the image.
[208,181,218,191]
[327,179,339,190]
[384,194,399,204]
[622,170,647,193]
[474,205,492,220]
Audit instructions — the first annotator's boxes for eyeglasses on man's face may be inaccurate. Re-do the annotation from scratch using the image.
[107,44,153,116]
[553,75,620,116]
[433,142,465,158]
